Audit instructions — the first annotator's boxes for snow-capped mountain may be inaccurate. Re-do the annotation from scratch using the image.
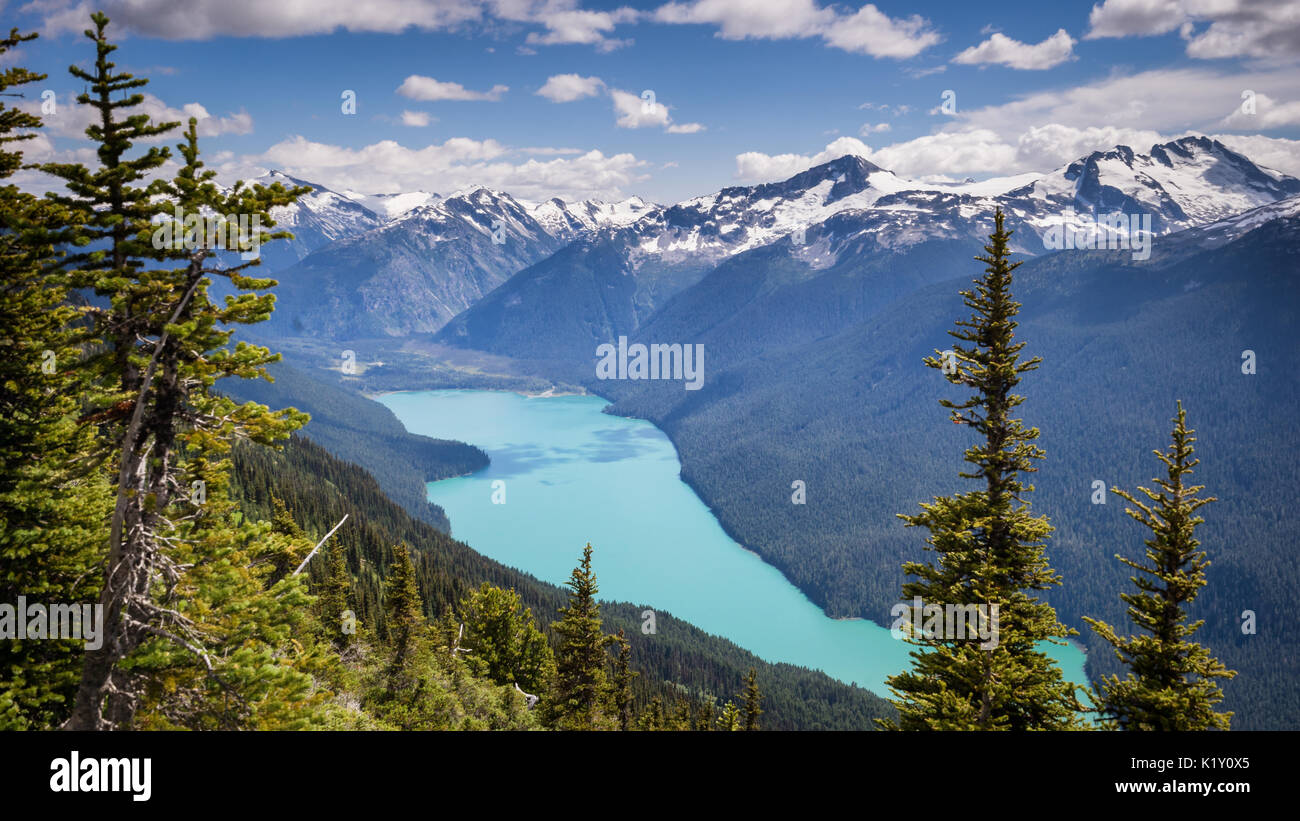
[435,137,1300,362]
[1161,192,1300,252]
[1003,136,1300,239]
[342,189,441,220]
[263,186,660,338]
[600,136,1300,269]
[250,171,386,269]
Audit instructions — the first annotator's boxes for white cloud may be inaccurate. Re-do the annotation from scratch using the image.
[1085,0,1300,60]
[953,28,1076,70]
[400,110,434,127]
[31,0,639,51]
[859,122,891,135]
[654,0,941,58]
[522,7,639,51]
[1010,123,1167,169]
[20,92,252,140]
[210,134,648,201]
[1222,92,1300,127]
[34,0,485,38]
[736,122,1300,185]
[610,89,705,133]
[1210,133,1300,177]
[735,136,873,180]
[951,66,1300,137]
[536,74,606,102]
[516,146,584,155]
[654,0,833,39]
[397,76,509,102]
[1085,0,1187,38]
[869,130,1020,176]
[821,4,942,58]
[612,89,671,128]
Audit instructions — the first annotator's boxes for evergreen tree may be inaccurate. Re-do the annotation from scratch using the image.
[716,701,742,731]
[41,14,309,729]
[638,696,665,731]
[0,26,110,729]
[609,628,635,731]
[319,544,356,652]
[882,208,1083,730]
[742,668,762,731]
[458,581,553,696]
[549,543,612,730]
[383,543,425,676]
[694,701,714,731]
[1084,402,1236,730]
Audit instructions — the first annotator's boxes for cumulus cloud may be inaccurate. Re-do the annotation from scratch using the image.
[610,89,704,133]
[522,7,639,51]
[821,4,943,57]
[952,66,1300,137]
[859,122,891,134]
[210,135,649,201]
[30,0,640,51]
[734,136,873,180]
[1222,91,1300,128]
[1084,0,1187,38]
[400,110,434,127]
[33,0,484,38]
[654,0,940,58]
[1085,0,1300,60]
[1210,133,1300,177]
[536,74,606,102]
[736,122,1300,185]
[953,28,1076,70]
[397,76,508,102]
[20,92,252,140]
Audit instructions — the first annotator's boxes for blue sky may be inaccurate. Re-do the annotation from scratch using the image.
[9,0,1300,203]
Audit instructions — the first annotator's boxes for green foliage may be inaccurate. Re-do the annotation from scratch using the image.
[743,668,762,730]
[594,205,1298,728]
[609,629,635,731]
[0,26,111,730]
[549,543,614,730]
[229,432,893,729]
[221,360,487,532]
[383,543,425,677]
[882,209,1083,730]
[716,701,742,731]
[458,582,554,696]
[1084,403,1236,730]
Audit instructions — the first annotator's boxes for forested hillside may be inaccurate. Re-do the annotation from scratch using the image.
[597,217,1300,728]
[220,360,487,532]
[231,434,895,730]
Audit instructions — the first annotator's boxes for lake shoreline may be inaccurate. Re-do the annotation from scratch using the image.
[378,388,1090,698]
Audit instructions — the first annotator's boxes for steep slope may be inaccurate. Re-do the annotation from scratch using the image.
[599,213,1300,729]
[252,170,386,271]
[219,361,486,532]
[231,433,895,729]
[437,138,1300,368]
[263,188,654,339]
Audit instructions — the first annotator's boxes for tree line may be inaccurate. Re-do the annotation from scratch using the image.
[881,209,1235,730]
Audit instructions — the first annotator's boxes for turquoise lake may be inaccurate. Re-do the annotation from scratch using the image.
[378,389,1089,697]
